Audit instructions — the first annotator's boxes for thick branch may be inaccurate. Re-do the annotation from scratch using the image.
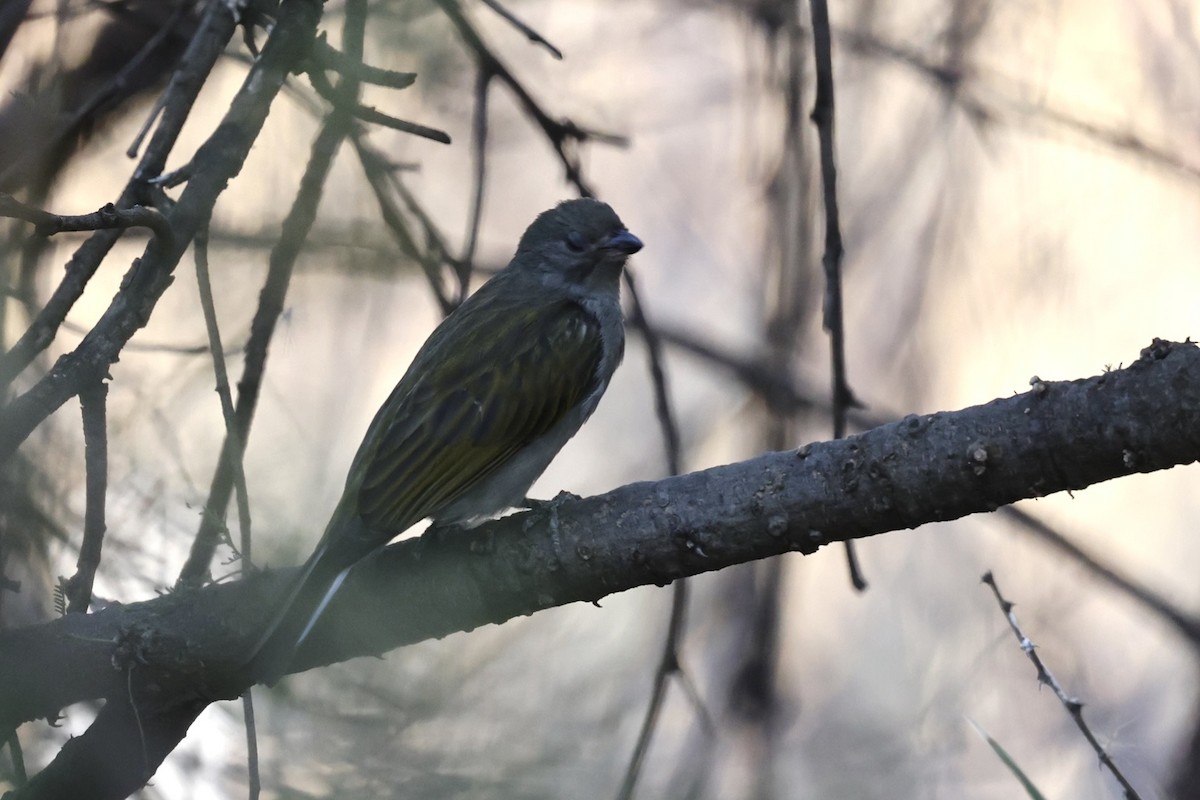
[4,696,207,800]
[0,339,1196,731]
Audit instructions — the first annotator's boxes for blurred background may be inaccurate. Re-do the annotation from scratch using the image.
[1,0,1199,798]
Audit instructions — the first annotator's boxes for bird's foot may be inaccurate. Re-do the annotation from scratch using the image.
[521,492,581,546]
[520,491,581,514]
[422,518,470,545]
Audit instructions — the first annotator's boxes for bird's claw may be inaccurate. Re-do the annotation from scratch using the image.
[520,491,581,514]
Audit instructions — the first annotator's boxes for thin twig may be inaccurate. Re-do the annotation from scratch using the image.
[0,0,241,399]
[3,726,25,785]
[0,1,189,187]
[838,29,1200,182]
[0,194,174,247]
[349,135,458,314]
[243,692,260,800]
[435,0,628,197]
[1000,506,1200,647]
[64,380,108,614]
[125,0,197,162]
[656,324,818,415]
[193,225,254,567]
[479,0,563,59]
[307,67,450,144]
[459,68,492,303]
[311,34,418,88]
[617,577,689,800]
[982,571,1145,800]
[807,0,866,591]
[176,4,354,588]
[618,271,711,800]
[624,271,681,475]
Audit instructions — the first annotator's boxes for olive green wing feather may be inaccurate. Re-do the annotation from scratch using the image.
[354,299,604,531]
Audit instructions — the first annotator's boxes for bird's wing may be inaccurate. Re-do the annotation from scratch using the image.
[354,298,604,531]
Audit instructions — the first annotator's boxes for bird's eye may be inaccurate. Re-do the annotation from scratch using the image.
[565,231,587,253]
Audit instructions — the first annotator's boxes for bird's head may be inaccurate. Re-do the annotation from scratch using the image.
[513,198,643,291]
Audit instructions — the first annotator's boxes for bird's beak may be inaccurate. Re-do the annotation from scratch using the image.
[604,229,643,256]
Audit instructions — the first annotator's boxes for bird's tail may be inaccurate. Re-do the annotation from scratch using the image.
[245,515,376,684]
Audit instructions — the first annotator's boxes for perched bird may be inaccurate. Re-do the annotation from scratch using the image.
[247,198,642,682]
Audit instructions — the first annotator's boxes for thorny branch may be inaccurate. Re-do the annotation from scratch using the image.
[982,572,1145,800]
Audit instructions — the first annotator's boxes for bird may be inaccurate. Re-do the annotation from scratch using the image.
[246,198,642,682]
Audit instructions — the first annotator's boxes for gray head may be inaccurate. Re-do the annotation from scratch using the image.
[513,199,642,290]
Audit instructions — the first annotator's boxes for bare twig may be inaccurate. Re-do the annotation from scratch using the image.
[0,194,173,247]
[618,270,711,800]
[617,577,689,800]
[0,1,190,188]
[479,0,563,59]
[1000,506,1200,647]
[982,572,1145,800]
[311,34,417,88]
[3,726,26,785]
[623,271,681,475]
[349,103,451,144]
[838,29,1200,182]
[807,0,866,591]
[435,0,628,197]
[0,0,241,398]
[656,324,818,415]
[125,3,193,159]
[307,67,450,143]
[460,68,492,303]
[192,225,254,568]
[0,0,321,466]
[177,3,356,587]
[349,135,458,314]
[64,381,108,614]
[243,691,260,800]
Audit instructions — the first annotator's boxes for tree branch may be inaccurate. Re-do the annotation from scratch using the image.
[1,339,1196,733]
[4,693,208,800]
[63,380,109,614]
[434,0,627,197]
[177,32,363,588]
[0,0,323,464]
[982,571,1145,799]
[0,0,240,394]
[0,194,173,245]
